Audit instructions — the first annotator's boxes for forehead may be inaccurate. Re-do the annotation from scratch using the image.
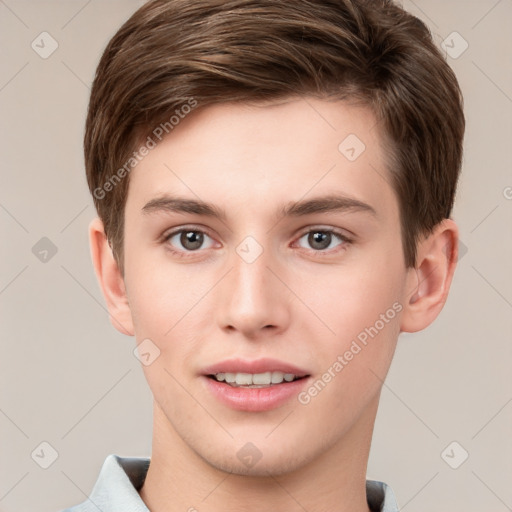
[126,97,397,223]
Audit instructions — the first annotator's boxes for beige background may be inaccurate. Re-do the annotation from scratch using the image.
[1,1,511,511]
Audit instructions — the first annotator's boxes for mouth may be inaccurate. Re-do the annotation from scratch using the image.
[201,358,311,411]
[207,371,308,388]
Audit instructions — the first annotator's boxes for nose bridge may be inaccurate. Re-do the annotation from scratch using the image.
[216,239,289,336]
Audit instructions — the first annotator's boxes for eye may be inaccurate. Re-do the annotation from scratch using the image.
[164,228,216,253]
[295,229,351,252]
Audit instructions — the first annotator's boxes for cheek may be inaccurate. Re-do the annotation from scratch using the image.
[124,253,216,387]
[297,264,403,426]
[125,248,198,336]
[305,256,404,338]
[297,254,404,406]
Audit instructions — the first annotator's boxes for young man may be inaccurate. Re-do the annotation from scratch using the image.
[62,0,464,510]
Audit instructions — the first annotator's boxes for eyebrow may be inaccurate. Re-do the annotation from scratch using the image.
[281,194,377,218]
[141,193,377,220]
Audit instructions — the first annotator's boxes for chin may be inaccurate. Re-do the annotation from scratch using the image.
[198,441,312,478]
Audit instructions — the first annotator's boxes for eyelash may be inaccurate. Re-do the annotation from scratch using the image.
[162,226,353,259]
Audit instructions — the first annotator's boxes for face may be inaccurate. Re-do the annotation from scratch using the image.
[122,97,409,475]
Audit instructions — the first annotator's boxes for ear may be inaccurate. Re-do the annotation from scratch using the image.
[400,218,459,333]
[89,217,134,336]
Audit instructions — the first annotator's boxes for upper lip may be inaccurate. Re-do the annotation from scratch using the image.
[202,358,309,377]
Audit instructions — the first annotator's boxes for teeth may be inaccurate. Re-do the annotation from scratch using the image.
[271,371,284,383]
[252,371,272,385]
[235,373,253,385]
[213,371,299,386]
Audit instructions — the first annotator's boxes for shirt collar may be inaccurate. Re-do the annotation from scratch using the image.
[87,454,150,511]
[78,454,399,512]
[366,478,400,512]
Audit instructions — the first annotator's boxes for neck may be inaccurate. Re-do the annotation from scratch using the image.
[139,398,378,512]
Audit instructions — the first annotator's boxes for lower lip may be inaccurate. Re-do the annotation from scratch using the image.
[202,376,309,412]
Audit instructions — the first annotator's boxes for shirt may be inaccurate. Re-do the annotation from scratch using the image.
[59,454,400,512]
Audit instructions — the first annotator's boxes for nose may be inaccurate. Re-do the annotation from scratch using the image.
[216,244,291,339]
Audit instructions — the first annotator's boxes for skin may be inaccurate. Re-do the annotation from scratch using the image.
[90,97,459,512]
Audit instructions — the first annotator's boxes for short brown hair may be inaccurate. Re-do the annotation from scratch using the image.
[85,0,464,272]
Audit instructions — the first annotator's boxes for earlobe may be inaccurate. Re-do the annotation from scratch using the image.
[89,217,134,336]
[400,219,459,333]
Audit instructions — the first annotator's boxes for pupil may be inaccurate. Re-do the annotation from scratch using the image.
[309,231,330,250]
[181,231,203,250]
